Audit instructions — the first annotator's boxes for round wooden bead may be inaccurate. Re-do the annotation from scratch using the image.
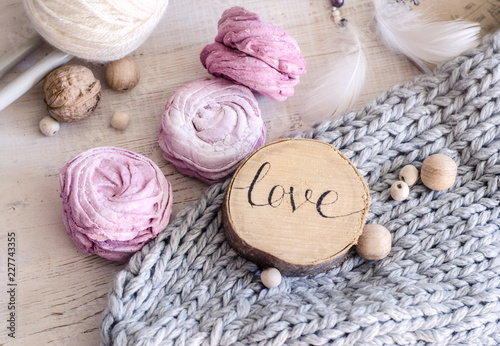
[106,57,140,92]
[111,111,130,130]
[399,164,419,186]
[356,224,392,260]
[421,154,457,191]
[390,180,409,201]
[261,268,282,288]
[39,115,60,136]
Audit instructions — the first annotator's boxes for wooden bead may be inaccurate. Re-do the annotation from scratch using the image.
[111,111,130,130]
[390,181,409,201]
[399,164,419,186]
[106,57,140,91]
[421,154,457,191]
[261,268,282,288]
[356,224,392,260]
[39,116,60,136]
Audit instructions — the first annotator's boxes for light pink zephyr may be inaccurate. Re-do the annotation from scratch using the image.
[216,6,306,76]
[201,42,298,102]
[159,78,266,183]
[59,147,173,261]
[200,6,306,101]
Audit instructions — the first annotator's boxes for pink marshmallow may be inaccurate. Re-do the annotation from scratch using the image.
[158,78,266,183]
[59,147,173,261]
[200,6,306,101]
[201,42,299,102]
[216,6,306,76]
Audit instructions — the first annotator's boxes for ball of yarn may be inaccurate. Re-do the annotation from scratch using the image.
[23,0,169,61]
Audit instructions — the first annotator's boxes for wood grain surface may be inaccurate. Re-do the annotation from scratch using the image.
[223,138,370,276]
[0,0,496,344]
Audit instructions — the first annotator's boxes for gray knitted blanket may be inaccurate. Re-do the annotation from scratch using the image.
[100,31,500,345]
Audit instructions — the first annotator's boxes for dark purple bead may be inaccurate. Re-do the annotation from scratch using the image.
[331,0,344,7]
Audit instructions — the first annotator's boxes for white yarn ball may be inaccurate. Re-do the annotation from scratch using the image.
[23,0,169,62]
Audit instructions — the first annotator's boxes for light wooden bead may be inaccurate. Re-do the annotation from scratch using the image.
[261,268,282,288]
[39,116,60,136]
[357,224,392,260]
[421,154,457,191]
[399,164,419,186]
[111,111,130,130]
[390,180,409,201]
[106,57,140,91]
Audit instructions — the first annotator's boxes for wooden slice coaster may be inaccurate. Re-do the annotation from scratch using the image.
[222,138,371,276]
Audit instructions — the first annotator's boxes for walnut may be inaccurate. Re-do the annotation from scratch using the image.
[43,65,101,122]
[105,57,140,91]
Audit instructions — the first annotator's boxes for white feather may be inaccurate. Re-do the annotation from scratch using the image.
[300,23,367,126]
[374,0,480,73]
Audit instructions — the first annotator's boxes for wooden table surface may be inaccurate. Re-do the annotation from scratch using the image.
[0,0,496,344]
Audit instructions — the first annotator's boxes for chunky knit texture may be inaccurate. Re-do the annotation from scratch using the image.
[101,31,500,345]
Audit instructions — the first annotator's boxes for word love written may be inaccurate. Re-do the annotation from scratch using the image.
[236,162,364,219]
